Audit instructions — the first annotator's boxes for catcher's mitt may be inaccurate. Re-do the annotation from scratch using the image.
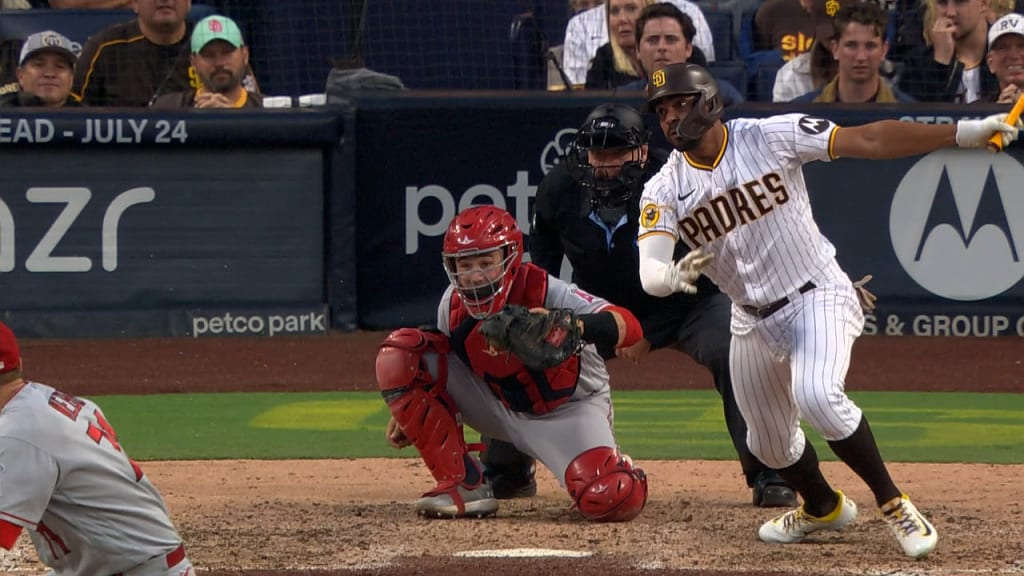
[478,305,584,370]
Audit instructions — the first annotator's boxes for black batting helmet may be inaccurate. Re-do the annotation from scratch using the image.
[645,62,723,149]
[566,103,649,209]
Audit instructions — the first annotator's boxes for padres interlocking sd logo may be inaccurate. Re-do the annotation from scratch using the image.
[651,70,666,88]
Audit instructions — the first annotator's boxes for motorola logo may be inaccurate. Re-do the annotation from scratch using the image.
[890,150,1024,301]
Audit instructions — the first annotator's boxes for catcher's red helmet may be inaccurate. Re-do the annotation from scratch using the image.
[442,206,524,319]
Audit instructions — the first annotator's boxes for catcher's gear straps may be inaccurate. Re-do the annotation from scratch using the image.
[375,328,483,489]
[565,446,648,522]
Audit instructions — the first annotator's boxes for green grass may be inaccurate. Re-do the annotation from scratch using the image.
[93,390,1024,464]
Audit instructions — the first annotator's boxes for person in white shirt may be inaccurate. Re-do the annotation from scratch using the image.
[563,0,716,86]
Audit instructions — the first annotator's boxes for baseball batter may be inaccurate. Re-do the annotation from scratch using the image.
[0,322,193,576]
[377,205,648,522]
[635,63,1020,558]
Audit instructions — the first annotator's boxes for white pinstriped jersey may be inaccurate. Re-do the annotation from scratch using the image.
[638,114,846,311]
[0,382,182,576]
[562,0,716,85]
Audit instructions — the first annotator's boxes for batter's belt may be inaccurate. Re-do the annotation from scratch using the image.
[741,282,816,319]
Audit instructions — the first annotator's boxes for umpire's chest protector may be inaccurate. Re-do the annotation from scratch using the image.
[449,265,581,415]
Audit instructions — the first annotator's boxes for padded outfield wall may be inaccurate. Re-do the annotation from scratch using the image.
[1,99,1021,338]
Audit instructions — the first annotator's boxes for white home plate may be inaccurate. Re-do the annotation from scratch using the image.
[454,548,593,558]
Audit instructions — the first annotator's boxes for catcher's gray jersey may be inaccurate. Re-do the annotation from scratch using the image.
[0,382,187,576]
[436,273,623,483]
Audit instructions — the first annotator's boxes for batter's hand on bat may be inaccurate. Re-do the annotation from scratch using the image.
[385,416,411,449]
[616,337,651,365]
[664,248,713,294]
[955,113,1022,148]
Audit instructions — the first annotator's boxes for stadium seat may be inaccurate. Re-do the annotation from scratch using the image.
[703,10,733,61]
[0,8,131,50]
[755,60,782,102]
[359,0,532,90]
[219,0,352,97]
[708,60,747,98]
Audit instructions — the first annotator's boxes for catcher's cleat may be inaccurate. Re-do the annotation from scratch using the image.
[414,481,499,519]
[486,466,538,500]
[880,494,938,559]
[758,490,858,544]
[752,470,798,508]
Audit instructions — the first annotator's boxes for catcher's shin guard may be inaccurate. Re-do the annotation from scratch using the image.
[565,446,648,522]
[375,328,482,487]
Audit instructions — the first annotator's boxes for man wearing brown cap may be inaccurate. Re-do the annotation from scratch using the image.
[0,30,80,107]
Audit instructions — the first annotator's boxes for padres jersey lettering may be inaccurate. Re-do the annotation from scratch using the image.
[640,114,839,308]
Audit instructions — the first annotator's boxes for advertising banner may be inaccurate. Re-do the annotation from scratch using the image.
[0,110,344,338]
[351,96,1024,336]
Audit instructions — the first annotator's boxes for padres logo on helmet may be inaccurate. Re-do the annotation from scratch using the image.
[651,69,666,88]
[640,204,660,228]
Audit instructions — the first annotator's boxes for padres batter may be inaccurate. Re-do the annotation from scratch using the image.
[636,63,1020,558]
[0,322,193,576]
[377,206,648,522]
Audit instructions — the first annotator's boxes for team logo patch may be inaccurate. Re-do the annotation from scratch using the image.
[651,69,666,88]
[640,203,660,228]
[798,116,831,135]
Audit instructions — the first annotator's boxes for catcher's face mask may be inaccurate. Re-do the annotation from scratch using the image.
[444,247,519,319]
[441,206,524,319]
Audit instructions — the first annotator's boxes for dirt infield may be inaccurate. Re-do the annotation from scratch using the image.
[7,333,1024,576]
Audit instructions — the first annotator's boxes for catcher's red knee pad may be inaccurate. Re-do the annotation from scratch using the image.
[376,328,451,396]
[376,329,476,486]
[565,446,648,522]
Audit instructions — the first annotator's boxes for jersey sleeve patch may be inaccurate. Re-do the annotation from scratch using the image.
[797,116,832,135]
[640,203,661,228]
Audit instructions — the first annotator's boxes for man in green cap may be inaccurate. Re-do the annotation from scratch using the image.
[153,14,262,108]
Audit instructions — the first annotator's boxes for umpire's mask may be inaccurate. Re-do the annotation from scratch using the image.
[566,103,649,219]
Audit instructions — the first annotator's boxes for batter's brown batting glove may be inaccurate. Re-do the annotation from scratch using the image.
[853,274,877,313]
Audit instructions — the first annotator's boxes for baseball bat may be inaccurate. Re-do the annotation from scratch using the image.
[987,94,1024,152]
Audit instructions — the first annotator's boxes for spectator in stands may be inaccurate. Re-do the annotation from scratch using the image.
[793,1,915,101]
[571,0,603,12]
[983,12,1024,102]
[586,0,652,88]
[72,0,194,106]
[563,0,715,87]
[986,0,1017,24]
[620,3,745,105]
[0,30,79,107]
[152,15,260,108]
[772,20,839,100]
[31,0,131,6]
[899,0,997,102]
[753,0,819,60]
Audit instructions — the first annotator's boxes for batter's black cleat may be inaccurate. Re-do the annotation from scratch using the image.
[753,470,798,508]
[485,464,537,499]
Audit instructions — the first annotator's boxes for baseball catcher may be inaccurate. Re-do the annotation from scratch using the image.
[376,205,648,522]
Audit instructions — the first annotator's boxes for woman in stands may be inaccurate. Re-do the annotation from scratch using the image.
[585,0,654,89]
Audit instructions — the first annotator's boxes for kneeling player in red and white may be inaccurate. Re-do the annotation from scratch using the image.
[376,205,647,522]
[0,321,193,576]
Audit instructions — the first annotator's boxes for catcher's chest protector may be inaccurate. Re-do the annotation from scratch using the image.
[450,264,580,415]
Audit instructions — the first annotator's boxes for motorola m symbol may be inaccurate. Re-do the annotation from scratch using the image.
[913,165,1018,262]
[891,151,1024,301]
